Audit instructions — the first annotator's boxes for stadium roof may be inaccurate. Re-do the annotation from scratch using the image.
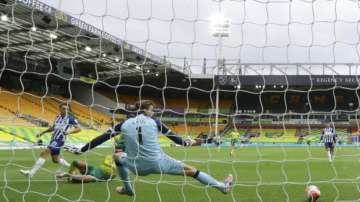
[0,0,185,79]
[1,0,360,84]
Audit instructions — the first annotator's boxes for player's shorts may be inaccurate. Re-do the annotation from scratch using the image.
[324,142,335,149]
[123,154,184,176]
[86,166,111,181]
[230,139,237,146]
[48,139,65,155]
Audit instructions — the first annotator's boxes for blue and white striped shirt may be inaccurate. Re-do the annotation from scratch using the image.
[321,127,337,143]
[52,115,78,141]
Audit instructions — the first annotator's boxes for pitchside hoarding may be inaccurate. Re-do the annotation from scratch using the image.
[215,75,360,87]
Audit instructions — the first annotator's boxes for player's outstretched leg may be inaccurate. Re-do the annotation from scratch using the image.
[56,160,85,179]
[114,153,134,196]
[20,148,50,178]
[56,156,71,168]
[183,164,233,194]
[51,154,71,175]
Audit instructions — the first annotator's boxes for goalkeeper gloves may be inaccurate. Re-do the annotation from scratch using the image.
[184,137,195,146]
[63,145,82,154]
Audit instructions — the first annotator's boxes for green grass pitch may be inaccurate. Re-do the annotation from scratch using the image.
[1,146,360,202]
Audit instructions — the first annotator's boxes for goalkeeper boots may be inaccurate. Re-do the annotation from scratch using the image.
[223,174,234,194]
[116,186,134,196]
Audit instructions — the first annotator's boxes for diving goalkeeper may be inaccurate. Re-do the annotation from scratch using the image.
[68,100,233,196]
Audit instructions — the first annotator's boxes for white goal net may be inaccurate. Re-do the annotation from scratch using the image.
[1,0,360,202]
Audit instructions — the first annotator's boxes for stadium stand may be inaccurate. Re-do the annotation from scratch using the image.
[0,90,53,125]
[169,123,226,137]
[0,89,112,130]
[225,128,298,143]
[0,107,32,126]
[223,127,351,144]
[116,94,233,113]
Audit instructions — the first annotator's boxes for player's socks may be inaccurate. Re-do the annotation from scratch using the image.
[59,158,70,167]
[117,166,134,195]
[114,153,134,195]
[327,151,332,162]
[29,157,46,177]
[19,169,31,177]
[194,171,226,193]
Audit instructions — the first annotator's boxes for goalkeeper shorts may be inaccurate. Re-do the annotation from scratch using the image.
[123,154,184,176]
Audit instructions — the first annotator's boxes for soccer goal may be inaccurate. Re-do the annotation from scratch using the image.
[1,0,360,202]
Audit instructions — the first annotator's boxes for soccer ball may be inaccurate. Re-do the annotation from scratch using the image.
[304,185,321,202]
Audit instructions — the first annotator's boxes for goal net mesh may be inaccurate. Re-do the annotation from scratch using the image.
[1,0,360,201]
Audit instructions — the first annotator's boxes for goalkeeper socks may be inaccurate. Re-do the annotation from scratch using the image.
[29,157,46,177]
[194,171,224,192]
[116,163,133,195]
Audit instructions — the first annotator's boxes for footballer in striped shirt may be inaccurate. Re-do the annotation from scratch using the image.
[20,103,81,178]
[320,123,337,162]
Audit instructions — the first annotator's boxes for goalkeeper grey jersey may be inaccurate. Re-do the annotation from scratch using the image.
[117,114,171,160]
